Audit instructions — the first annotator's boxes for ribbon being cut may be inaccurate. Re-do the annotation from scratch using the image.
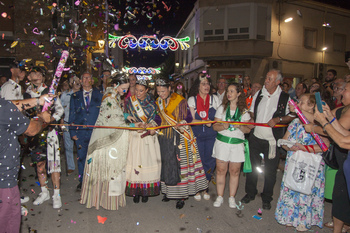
[51,120,287,132]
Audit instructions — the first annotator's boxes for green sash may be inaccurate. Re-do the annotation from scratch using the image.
[216,133,252,173]
[225,106,241,131]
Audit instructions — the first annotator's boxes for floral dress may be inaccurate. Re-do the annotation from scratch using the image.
[275,119,325,229]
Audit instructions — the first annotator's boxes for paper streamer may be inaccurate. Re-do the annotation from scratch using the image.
[289,99,328,152]
[42,50,69,112]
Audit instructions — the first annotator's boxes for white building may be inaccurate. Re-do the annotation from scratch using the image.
[175,0,350,88]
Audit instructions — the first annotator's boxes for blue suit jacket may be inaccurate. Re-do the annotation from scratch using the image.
[68,88,103,140]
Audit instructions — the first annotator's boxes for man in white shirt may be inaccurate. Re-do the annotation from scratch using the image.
[1,63,26,100]
[216,77,227,104]
[241,69,294,210]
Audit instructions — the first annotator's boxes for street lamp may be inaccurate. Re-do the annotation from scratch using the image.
[98,39,105,49]
[284,17,293,23]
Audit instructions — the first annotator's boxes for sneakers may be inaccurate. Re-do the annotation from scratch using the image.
[21,206,28,216]
[52,195,62,209]
[203,192,210,200]
[194,193,201,201]
[33,191,50,205]
[20,196,29,204]
[213,196,223,207]
[229,196,236,208]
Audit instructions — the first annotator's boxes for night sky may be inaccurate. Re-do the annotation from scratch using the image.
[106,0,197,68]
[106,0,350,68]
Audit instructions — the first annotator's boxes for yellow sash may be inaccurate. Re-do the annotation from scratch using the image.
[130,95,148,123]
[157,94,197,158]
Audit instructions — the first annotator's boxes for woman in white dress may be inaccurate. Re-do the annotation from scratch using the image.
[212,83,251,208]
[80,74,140,210]
[124,79,161,203]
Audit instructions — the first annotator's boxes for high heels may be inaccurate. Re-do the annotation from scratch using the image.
[133,195,140,203]
[176,199,185,209]
[142,196,148,203]
[162,194,170,202]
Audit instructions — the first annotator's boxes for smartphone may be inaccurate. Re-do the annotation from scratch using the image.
[252,215,262,220]
[315,92,323,113]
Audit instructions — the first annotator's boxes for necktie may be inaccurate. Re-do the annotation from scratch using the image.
[85,92,90,110]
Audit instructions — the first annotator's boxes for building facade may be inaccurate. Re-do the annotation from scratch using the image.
[175,0,350,88]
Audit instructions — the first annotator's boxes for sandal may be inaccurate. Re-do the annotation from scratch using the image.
[342,225,350,233]
[324,221,334,228]
[296,224,308,232]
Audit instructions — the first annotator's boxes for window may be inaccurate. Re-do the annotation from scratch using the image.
[304,28,317,49]
[215,29,224,35]
[240,27,249,33]
[204,36,225,41]
[204,30,213,35]
[333,33,346,52]
[228,27,249,40]
[229,28,238,34]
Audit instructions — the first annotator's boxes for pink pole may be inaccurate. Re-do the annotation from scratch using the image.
[289,99,328,152]
[42,50,69,112]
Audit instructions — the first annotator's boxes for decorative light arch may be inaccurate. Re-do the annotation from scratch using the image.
[124,66,161,75]
[109,34,190,51]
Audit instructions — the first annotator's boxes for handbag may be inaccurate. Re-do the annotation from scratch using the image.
[321,143,339,169]
[284,150,322,195]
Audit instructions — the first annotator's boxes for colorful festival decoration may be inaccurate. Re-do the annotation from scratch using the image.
[42,50,69,112]
[289,99,328,152]
[108,34,190,51]
[124,66,161,75]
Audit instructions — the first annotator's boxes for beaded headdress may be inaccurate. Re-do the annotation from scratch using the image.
[136,78,148,87]
[155,78,169,86]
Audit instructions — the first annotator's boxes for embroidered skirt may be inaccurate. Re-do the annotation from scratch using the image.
[125,131,161,197]
[159,133,208,199]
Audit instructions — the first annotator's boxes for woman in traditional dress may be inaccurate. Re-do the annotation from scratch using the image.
[188,73,220,201]
[80,74,140,210]
[124,79,161,203]
[212,83,251,208]
[275,93,326,232]
[155,77,208,209]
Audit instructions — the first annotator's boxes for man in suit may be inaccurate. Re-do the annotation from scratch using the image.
[69,72,103,190]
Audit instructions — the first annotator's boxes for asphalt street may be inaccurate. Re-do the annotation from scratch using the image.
[18,153,333,233]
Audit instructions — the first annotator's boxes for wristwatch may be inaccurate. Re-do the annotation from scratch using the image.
[279,117,283,122]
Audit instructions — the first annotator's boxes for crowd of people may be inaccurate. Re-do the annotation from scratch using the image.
[0,60,350,233]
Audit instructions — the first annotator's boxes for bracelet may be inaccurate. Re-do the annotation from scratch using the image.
[329,117,336,124]
[36,98,40,106]
[311,124,316,134]
[323,122,330,132]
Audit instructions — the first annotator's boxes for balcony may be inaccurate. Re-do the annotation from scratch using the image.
[193,39,273,60]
